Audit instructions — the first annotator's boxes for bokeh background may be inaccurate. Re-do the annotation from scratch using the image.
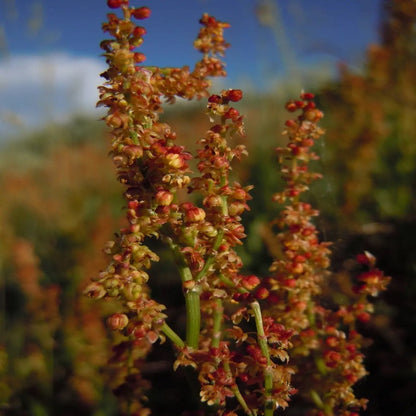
[1,0,415,415]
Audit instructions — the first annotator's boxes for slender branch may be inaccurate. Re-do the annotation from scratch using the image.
[169,240,194,283]
[310,390,333,416]
[223,361,255,416]
[251,301,274,416]
[161,322,185,349]
[185,289,201,348]
[168,240,201,348]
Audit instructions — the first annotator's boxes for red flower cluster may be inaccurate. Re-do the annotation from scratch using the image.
[86,2,390,415]
[256,93,390,415]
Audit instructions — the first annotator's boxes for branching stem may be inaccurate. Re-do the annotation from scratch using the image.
[168,240,201,349]
[211,299,223,349]
[161,322,185,349]
[223,361,255,416]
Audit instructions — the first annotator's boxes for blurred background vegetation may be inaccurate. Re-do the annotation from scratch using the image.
[1,0,416,415]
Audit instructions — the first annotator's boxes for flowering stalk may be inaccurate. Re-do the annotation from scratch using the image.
[261,93,391,415]
[265,92,329,337]
[251,301,274,416]
[86,2,390,415]
[85,1,288,414]
[85,1,234,413]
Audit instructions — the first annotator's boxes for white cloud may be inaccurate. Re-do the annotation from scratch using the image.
[0,53,107,138]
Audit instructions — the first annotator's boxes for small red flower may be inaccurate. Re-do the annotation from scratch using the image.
[300,92,314,100]
[155,190,174,206]
[287,189,300,197]
[241,275,260,291]
[107,313,129,330]
[182,203,206,222]
[131,7,151,20]
[208,94,221,103]
[357,312,371,323]
[134,52,146,63]
[294,100,305,108]
[282,278,297,288]
[133,26,147,37]
[304,109,322,122]
[223,108,240,121]
[323,350,341,368]
[254,287,269,300]
[200,14,217,27]
[285,100,297,112]
[107,0,124,9]
[325,336,338,348]
[226,89,243,102]
[284,119,297,128]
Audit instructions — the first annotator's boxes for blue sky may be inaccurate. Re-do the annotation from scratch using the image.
[0,0,382,137]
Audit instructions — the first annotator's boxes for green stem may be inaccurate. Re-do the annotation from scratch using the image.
[315,356,328,376]
[161,322,185,349]
[211,299,223,349]
[185,289,201,349]
[310,389,324,409]
[168,240,201,349]
[251,301,274,416]
[310,389,333,415]
[223,361,255,416]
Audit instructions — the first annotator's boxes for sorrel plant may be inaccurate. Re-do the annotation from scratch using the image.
[85,1,391,415]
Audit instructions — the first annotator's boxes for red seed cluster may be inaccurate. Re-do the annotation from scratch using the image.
[86,2,390,414]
